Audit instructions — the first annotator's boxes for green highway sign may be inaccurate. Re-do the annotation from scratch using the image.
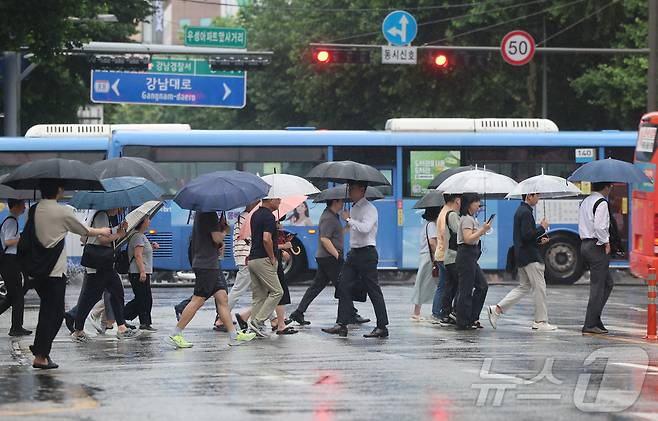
[183,26,247,49]
[150,58,243,77]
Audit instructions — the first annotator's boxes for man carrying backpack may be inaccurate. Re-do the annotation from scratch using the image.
[22,180,111,369]
[0,199,30,336]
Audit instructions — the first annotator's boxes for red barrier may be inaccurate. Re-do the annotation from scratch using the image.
[646,267,657,341]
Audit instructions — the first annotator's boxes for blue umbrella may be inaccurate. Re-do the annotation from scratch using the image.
[568,158,652,184]
[173,170,271,211]
[69,176,164,210]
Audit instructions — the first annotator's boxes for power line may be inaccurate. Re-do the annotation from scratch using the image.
[425,0,586,45]
[536,0,619,46]
[325,0,549,43]
[178,0,520,13]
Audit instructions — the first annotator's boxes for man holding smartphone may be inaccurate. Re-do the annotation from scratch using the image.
[487,192,557,332]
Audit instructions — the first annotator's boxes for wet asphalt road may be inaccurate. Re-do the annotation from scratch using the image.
[1,274,658,421]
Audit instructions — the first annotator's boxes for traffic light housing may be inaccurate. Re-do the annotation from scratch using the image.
[209,53,272,71]
[312,48,370,65]
[430,52,452,71]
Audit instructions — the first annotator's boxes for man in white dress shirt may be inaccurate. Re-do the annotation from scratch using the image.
[322,183,389,338]
[579,182,614,335]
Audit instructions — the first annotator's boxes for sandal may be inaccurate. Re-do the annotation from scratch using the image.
[276,326,299,335]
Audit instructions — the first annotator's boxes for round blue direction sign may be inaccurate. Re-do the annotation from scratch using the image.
[382,10,417,46]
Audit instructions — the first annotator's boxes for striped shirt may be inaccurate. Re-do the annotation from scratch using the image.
[233,211,251,266]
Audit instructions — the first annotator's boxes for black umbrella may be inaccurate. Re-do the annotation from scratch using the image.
[306,161,391,186]
[2,158,103,191]
[0,174,40,200]
[313,184,384,203]
[92,157,170,184]
[412,190,446,209]
[428,165,494,189]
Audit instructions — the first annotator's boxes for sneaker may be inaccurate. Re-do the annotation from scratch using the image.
[168,333,193,348]
[8,327,32,337]
[428,315,444,325]
[70,331,91,343]
[139,324,158,332]
[440,316,456,325]
[488,306,500,329]
[532,322,558,331]
[288,311,311,326]
[449,312,457,323]
[247,318,270,338]
[89,313,104,334]
[229,330,257,346]
[117,328,142,340]
[124,322,137,330]
[235,313,248,331]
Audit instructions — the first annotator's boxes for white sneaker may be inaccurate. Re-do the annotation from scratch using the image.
[487,306,500,329]
[428,315,444,325]
[532,322,557,331]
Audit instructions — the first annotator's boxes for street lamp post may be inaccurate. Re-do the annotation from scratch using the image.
[649,0,657,111]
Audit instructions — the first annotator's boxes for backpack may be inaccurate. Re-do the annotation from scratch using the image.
[592,198,624,255]
[0,215,18,263]
[17,204,65,279]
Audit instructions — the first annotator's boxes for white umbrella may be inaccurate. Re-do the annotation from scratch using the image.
[115,200,164,248]
[436,168,518,195]
[505,173,582,199]
[261,174,320,198]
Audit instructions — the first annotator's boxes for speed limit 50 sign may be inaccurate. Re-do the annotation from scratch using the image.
[500,30,535,66]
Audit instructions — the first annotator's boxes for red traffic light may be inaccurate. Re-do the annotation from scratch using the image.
[314,49,331,63]
[433,53,449,68]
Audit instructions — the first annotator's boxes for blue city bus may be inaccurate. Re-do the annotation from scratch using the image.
[104,118,637,284]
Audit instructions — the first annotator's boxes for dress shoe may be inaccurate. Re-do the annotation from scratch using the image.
[322,324,347,337]
[288,310,311,326]
[582,326,607,335]
[9,327,32,337]
[598,324,609,334]
[354,314,370,324]
[363,327,388,338]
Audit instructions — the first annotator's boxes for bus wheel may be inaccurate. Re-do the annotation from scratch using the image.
[282,237,308,284]
[543,234,584,285]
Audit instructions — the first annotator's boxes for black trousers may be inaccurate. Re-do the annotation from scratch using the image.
[297,256,343,313]
[74,269,126,331]
[32,276,66,358]
[441,263,459,317]
[124,273,152,325]
[456,245,489,328]
[582,240,614,329]
[0,255,25,330]
[336,247,388,328]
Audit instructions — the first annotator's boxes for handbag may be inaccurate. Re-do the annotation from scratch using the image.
[426,223,440,278]
[80,212,114,270]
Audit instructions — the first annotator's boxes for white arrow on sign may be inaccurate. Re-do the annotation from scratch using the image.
[111,79,120,96]
[387,15,408,43]
[222,83,231,101]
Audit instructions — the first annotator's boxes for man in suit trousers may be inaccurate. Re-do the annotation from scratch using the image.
[488,193,557,331]
[322,182,389,338]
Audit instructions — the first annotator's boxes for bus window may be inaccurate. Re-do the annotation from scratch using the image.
[334,146,396,196]
[463,147,580,180]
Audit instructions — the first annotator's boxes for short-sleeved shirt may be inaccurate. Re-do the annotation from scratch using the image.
[34,200,89,278]
[457,214,480,245]
[444,211,461,265]
[316,208,343,258]
[192,212,222,270]
[85,211,111,274]
[0,215,20,255]
[419,221,437,255]
[232,211,251,266]
[129,232,153,274]
[249,206,276,260]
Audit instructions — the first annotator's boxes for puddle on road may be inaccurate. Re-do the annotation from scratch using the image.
[0,367,101,417]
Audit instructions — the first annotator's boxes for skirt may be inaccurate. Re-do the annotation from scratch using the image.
[411,252,439,305]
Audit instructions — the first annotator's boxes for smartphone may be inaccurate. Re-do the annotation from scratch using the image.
[486,214,496,224]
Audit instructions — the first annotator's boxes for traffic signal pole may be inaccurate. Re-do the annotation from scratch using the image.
[3,52,20,137]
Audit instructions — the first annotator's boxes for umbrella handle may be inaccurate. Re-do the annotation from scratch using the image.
[291,246,301,256]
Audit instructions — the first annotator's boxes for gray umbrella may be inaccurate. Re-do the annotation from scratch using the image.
[306,161,391,186]
[412,190,446,209]
[92,157,170,184]
[1,158,103,191]
[428,165,494,189]
[0,174,41,200]
[312,184,384,203]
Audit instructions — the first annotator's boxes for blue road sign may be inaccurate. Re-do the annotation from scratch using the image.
[382,10,417,46]
[90,70,246,108]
